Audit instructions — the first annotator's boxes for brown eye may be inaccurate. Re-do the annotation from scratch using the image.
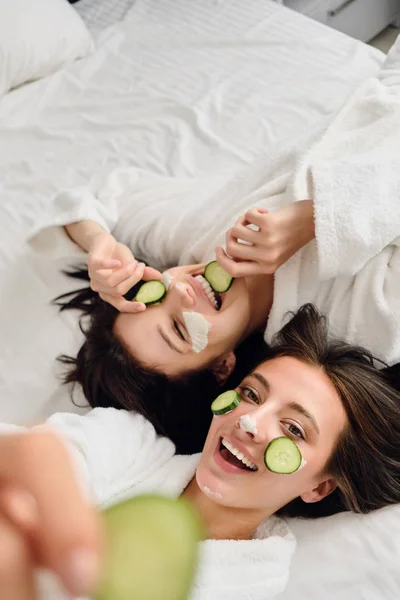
[285,423,305,440]
[239,386,260,404]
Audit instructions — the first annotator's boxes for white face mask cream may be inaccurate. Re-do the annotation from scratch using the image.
[239,414,258,436]
[202,485,222,499]
[183,311,212,354]
[162,270,174,290]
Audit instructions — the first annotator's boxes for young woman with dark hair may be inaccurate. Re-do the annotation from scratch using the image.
[1,305,400,600]
[54,266,269,454]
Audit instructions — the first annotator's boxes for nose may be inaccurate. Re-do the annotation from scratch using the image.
[235,406,273,445]
[170,280,195,309]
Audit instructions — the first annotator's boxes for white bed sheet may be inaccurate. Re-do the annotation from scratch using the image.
[0,2,397,599]
[74,0,137,32]
[0,0,383,421]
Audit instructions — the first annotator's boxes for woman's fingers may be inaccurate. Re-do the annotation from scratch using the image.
[225,236,259,261]
[92,263,145,297]
[0,433,102,597]
[244,207,268,226]
[89,258,121,271]
[228,224,258,245]
[0,512,36,600]
[214,247,260,277]
[142,266,164,281]
[99,293,146,313]
[106,262,138,288]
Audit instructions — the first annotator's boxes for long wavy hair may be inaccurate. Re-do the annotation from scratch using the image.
[54,266,269,455]
[269,304,400,517]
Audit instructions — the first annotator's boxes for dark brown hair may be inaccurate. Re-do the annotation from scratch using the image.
[268,304,400,517]
[54,267,268,455]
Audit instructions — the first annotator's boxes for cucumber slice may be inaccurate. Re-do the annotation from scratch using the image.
[211,390,241,415]
[204,261,233,293]
[95,494,203,600]
[264,437,302,475]
[135,280,166,305]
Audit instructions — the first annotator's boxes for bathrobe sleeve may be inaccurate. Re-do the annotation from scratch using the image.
[0,408,176,506]
[292,35,400,280]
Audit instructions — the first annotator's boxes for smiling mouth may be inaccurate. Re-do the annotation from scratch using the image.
[219,438,258,471]
[192,273,223,310]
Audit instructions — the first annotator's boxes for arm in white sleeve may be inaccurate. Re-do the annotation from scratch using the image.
[291,35,400,280]
[42,408,176,506]
[28,164,212,271]
[345,240,400,365]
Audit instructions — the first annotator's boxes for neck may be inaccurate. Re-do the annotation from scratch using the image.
[182,477,271,541]
[244,273,275,336]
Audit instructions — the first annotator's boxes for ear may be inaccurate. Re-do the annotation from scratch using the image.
[211,351,236,385]
[300,477,337,504]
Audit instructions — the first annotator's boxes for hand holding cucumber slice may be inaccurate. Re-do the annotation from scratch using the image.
[204,261,234,293]
[264,437,302,475]
[124,260,232,306]
[94,494,203,600]
[211,390,241,415]
[135,280,167,305]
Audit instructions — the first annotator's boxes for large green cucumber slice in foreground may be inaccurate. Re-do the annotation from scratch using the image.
[135,280,166,305]
[94,495,203,600]
[211,390,241,415]
[204,261,233,293]
[264,437,302,475]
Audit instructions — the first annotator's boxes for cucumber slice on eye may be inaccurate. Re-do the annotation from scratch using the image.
[94,495,203,600]
[135,280,166,305]
[204,261,234,293]
[264,437,302,475]
[211,390,241,415]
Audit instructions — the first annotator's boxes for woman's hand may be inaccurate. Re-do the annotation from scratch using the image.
[0,431,101,599]
[215,201,315,277]
[87,232,163,313]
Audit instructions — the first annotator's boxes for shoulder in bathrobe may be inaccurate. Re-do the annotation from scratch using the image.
[0,409,296,600]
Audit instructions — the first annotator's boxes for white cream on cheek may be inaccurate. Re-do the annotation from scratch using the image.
[162,270,174,290]
[161,272,212,353]
[298,458,307,470]
[183,311,212,353]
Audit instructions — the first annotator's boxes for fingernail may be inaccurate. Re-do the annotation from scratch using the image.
[138,262,145,268]
[62,548,99,596]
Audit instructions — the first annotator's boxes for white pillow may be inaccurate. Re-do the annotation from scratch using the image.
[0,0,94,97]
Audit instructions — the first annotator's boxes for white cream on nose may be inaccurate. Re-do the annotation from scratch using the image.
[182,311,212,353]
[239,414,258,436]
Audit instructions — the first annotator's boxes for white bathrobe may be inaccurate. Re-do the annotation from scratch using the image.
[0,406,296,600]
[31,36,400,365]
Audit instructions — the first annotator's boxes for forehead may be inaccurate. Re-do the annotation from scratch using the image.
[256,356,347,433]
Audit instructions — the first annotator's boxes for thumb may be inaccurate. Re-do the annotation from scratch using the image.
[142,266,164,281]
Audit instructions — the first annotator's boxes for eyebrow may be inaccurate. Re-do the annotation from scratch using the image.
[248,372,320,434]
[248,372,270,392]
[157,325,184,354]
[287,401,320,435]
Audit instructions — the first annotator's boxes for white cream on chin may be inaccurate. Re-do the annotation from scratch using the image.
[239,414,258,436]
[183,311,212,353]
[202,485,222,499]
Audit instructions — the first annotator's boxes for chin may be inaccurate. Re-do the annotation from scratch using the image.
[196,466,226,502]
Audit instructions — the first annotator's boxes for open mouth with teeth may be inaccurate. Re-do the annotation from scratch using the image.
[219,438,258,472]
[193,274,223,310]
